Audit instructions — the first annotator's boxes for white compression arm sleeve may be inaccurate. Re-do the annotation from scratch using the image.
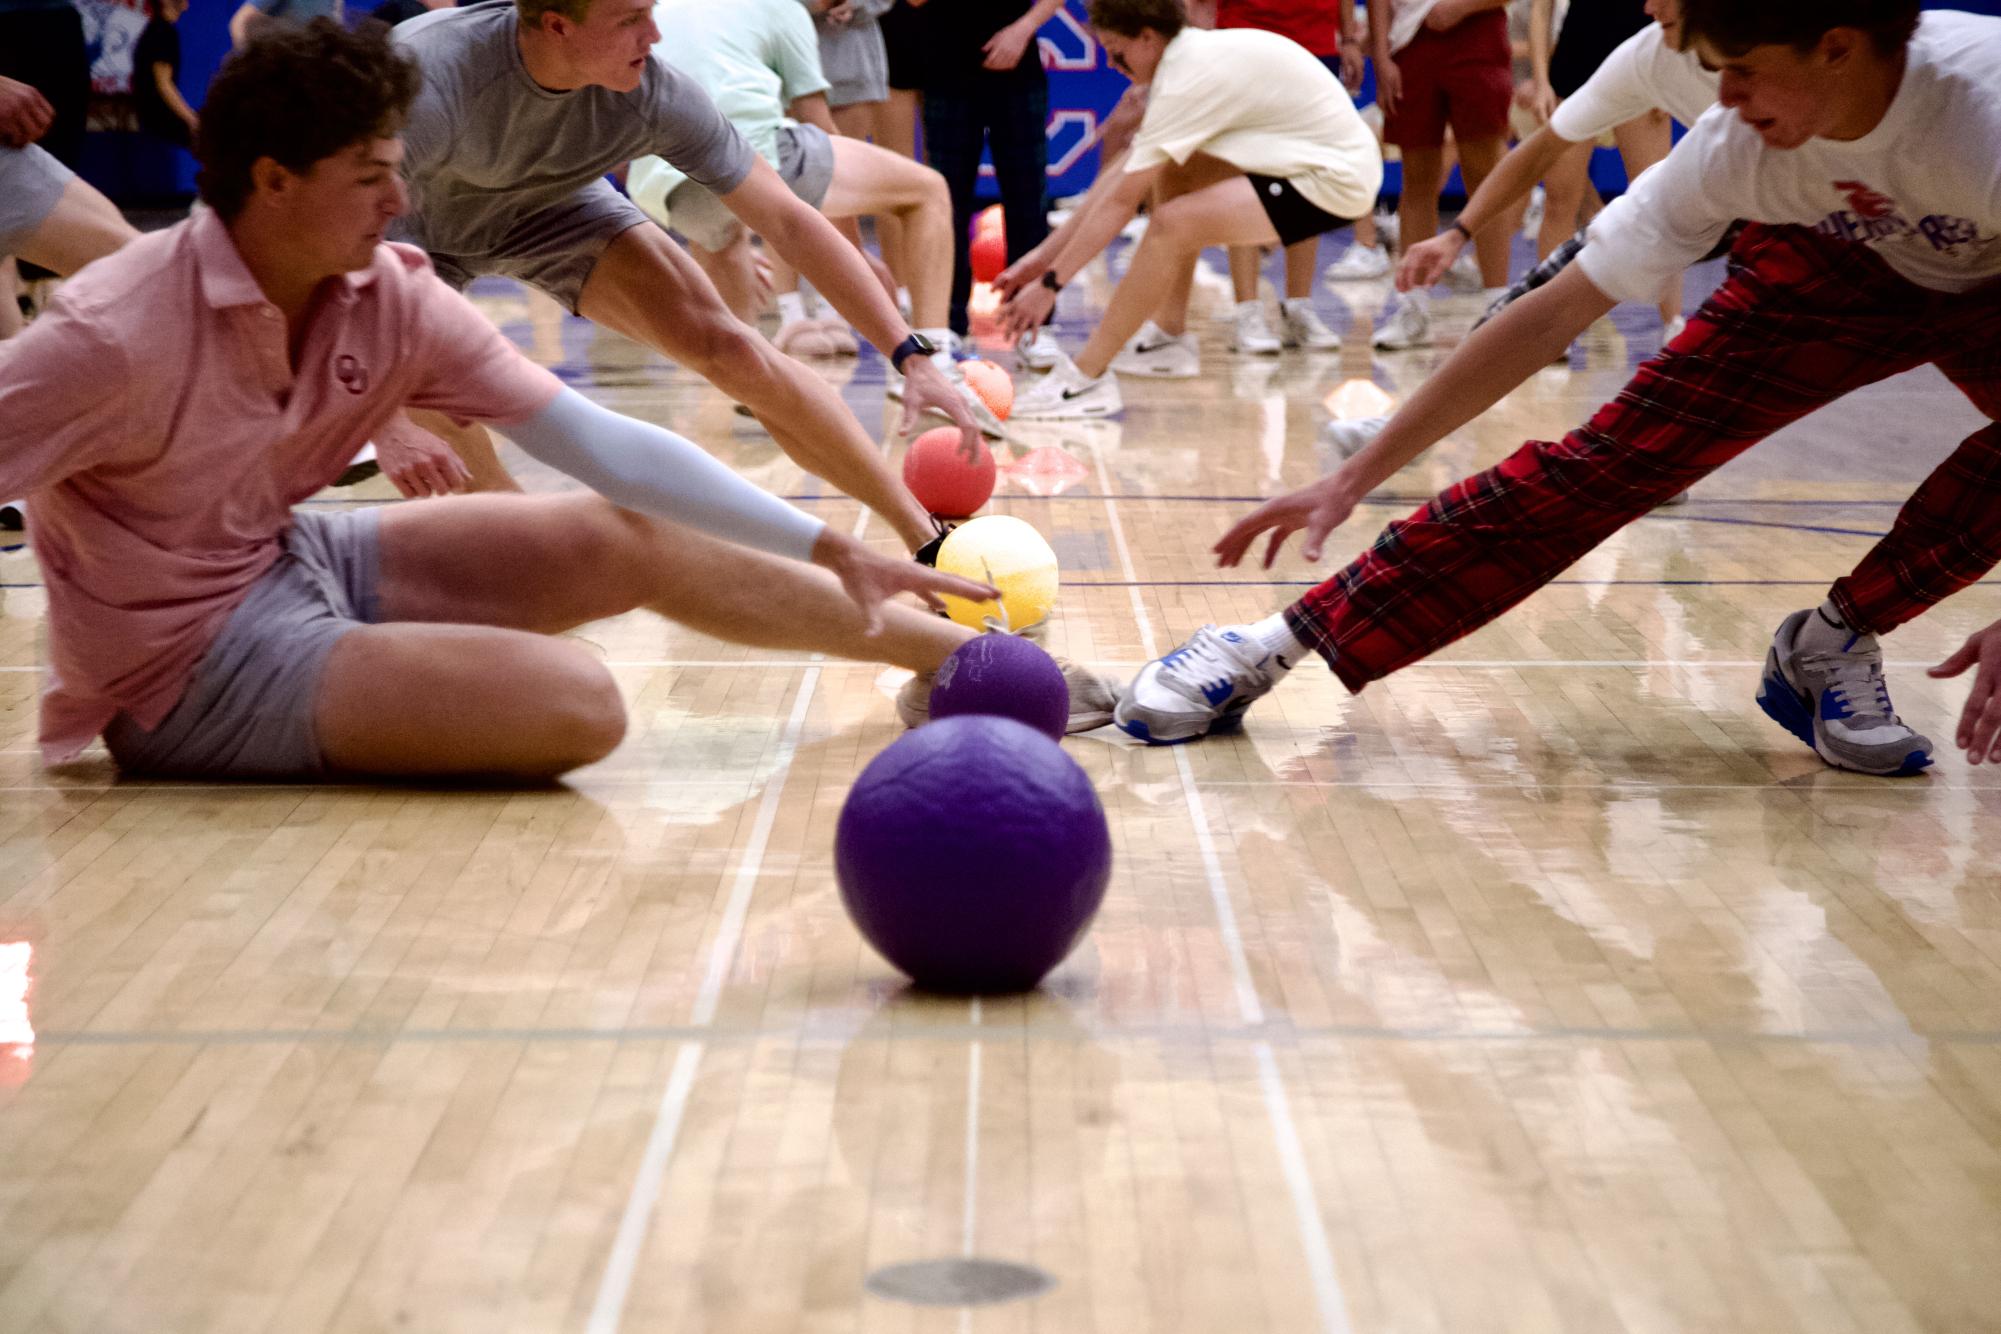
[500,387,828,563]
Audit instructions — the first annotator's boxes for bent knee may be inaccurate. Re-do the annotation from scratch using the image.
[535,656,628,773]
[685,316,767,380]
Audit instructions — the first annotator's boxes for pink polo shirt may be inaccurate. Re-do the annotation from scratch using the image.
[0,210,563,763]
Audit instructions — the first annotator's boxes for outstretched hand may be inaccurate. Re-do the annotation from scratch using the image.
[994,243,1054,300]
[0,76,53,149]
[896,354,982,462]
[815,530,999,637]
[998,282,1056,341]
[1929,621,2001,764]
[1212,476,1359,570]
[1397,231,1464,292]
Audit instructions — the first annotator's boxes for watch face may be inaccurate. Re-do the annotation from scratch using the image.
[910,333,938,355]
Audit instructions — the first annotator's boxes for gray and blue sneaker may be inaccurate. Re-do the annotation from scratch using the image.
[1756,608,1934,776]
[1115,624,1284,744]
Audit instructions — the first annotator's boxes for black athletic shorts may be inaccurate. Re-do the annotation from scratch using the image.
[880,0,924,93]
[1247,174,1349,248]
[1548,0,1650,98]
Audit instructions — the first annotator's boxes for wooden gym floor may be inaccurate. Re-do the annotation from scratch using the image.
[3,236,1999,1333]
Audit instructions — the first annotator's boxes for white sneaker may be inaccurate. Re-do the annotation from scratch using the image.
[1320,414,1388,459]
[1446,246,1482,291]
[1324,242,1392,282]
[1232,303,1282,355]
[1371,293,1432,350]
[1016,326,1063,372]
[1521,185,1545,239]
[1662,314,1688,346]
[1279,300,1342,350]
[1376,210,1400,250]
[1115,624,1286,744]
[1010,355,1123,419]
[1756,608,1934,776]
[1111,320,1201,378]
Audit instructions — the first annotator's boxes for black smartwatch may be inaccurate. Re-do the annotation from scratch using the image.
[1040,269,1064,294]
[889,331,937,373]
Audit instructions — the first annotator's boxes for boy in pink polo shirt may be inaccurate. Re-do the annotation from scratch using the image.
[0,20,1116,780]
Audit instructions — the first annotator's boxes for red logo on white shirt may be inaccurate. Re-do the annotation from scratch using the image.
[333,354,370,395]
[1833,180,1898,221]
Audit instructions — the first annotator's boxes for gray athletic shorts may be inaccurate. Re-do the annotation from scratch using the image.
[668,123,836,253]
[0,143,74,256]
[103,508,382,779]
[426,177,650,313]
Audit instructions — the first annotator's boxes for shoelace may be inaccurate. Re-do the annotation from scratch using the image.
[1158,627,1268,705]
[1803,649,1900,723]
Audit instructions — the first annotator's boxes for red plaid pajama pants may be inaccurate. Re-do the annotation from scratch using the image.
[1288,224,2001,692]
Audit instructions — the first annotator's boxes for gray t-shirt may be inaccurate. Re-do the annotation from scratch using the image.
[390,0,757,260]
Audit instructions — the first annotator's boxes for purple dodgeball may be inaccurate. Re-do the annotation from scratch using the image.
[929,633,1069,741]
[835,716,1111,993]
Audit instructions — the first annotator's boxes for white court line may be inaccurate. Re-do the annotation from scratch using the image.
[588,495,878,1333]
[1093,447,1351,1333]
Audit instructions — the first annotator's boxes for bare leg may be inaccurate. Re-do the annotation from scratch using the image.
[688,231,769,324]
[1281,237,1319,300]
[1075,167,1282,377]
[875,89,923,290]
[1536,138,1593,262]
[1397,146,1447,253]
[1453,135,1511,288]
[1611,110,1680,324]
[315,492,972,777]
[15,176,137,276]
[1227,245,1264,303]
[579,223,933,551]
[817,136,952,332]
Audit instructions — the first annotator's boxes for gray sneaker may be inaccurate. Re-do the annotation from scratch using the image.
[1755,608,1934,776]
[1114,624,1285,744]
[898,655,1121,733]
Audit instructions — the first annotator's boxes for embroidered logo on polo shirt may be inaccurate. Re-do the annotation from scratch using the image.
[334,354,370,395]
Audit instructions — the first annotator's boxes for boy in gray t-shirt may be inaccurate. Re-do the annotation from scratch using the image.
[385,0,978,555]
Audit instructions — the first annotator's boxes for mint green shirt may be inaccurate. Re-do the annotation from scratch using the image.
[651,0,829,167]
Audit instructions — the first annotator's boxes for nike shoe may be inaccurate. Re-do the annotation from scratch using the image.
[1320,414,1388,460]
[1016,326,1064,372]
[1115,624,1286,744]
[1279,301,1342,351]
[1010,355,1123,419]
[1324,242,1391,282]
[1371,293,1432,350]
[1232,303,1281,355]
[1755,608,1934,776]
[1112,320,1201,378]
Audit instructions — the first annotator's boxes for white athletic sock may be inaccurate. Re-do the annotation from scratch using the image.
[1236,299,1264,319]
[918,326,954,352]
[776,291,808,325]
[1797,600,1861,652]
[1279,298,1312,318]
[1246,611,1312,671]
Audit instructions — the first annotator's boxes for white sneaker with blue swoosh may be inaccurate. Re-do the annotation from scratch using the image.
[1756,606,1934,776]
[1116,624,1284,744]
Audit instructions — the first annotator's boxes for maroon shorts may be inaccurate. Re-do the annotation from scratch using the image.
[1380,8,1512,150]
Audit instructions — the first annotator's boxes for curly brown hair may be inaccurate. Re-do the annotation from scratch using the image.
[1680,0,1920,58]
[195,18,421,220]
[1086,0,1185,41]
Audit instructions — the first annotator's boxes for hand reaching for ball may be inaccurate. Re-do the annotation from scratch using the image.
[812,528,998,637]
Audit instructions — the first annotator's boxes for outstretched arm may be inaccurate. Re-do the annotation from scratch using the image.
[1213,262,1615,567]
[721,157,979,449]
[498,389,995,632]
